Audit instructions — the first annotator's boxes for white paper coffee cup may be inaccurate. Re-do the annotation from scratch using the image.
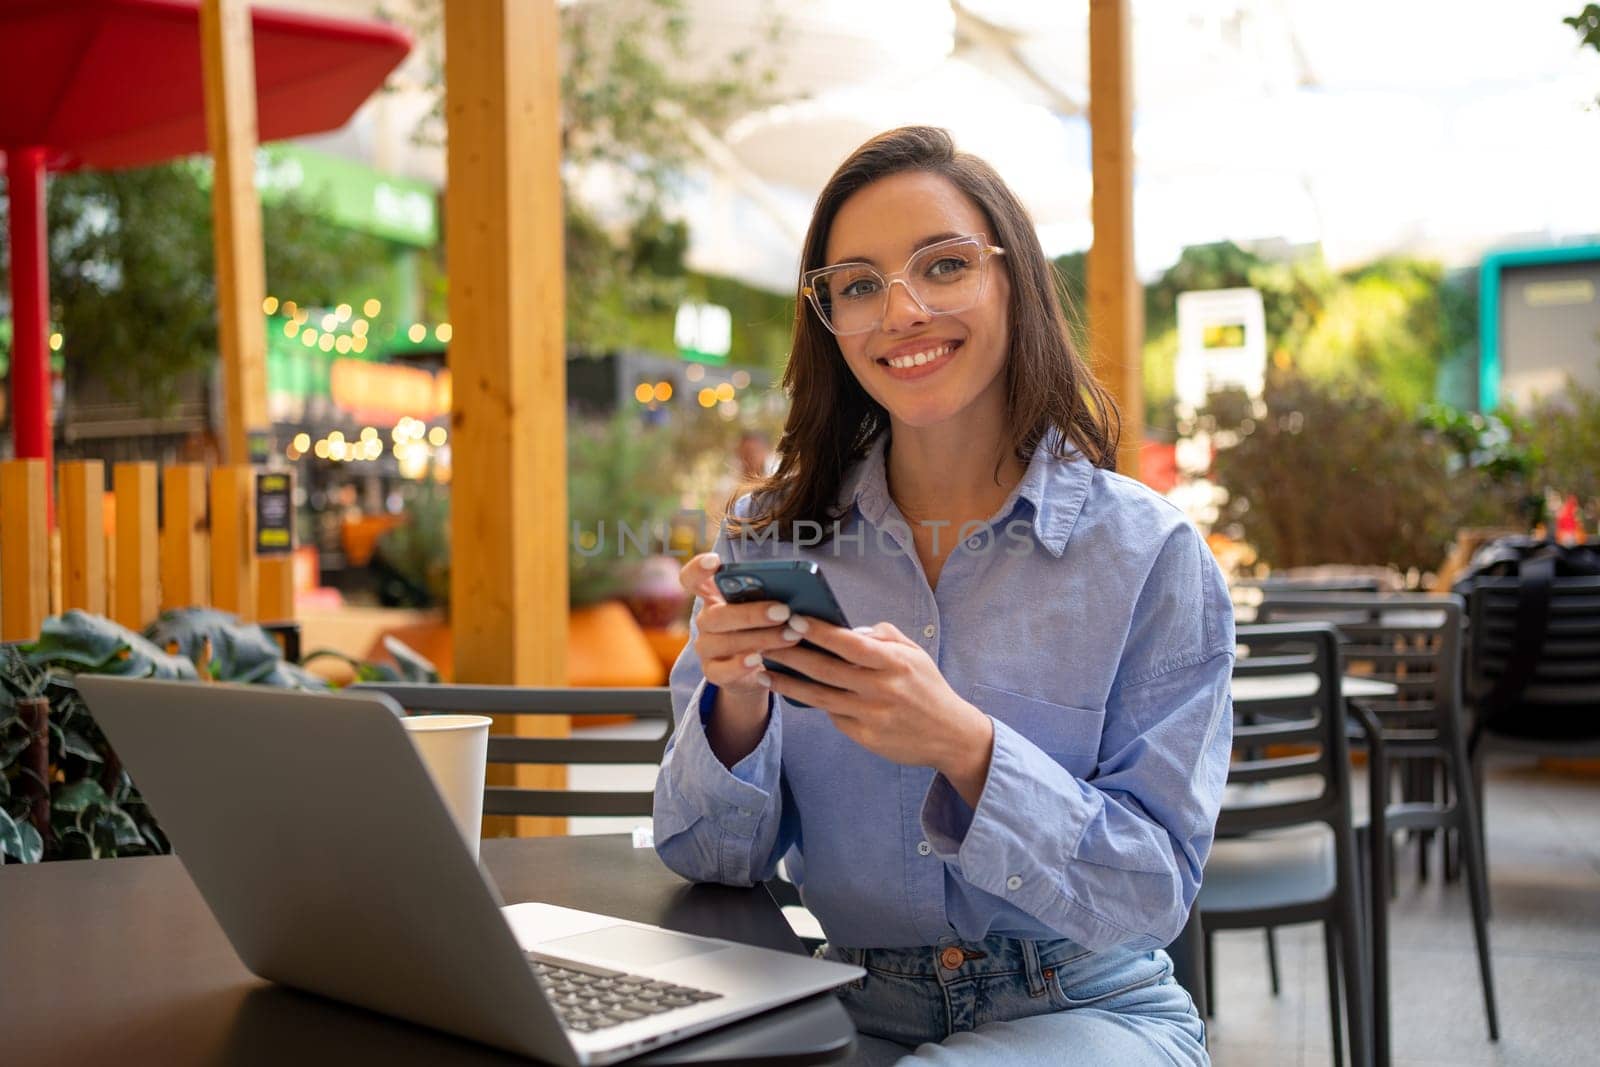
[401,714,491,862]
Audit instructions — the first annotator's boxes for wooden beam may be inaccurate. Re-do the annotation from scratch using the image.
[1088,0,1145,479]
[59,461,106,615]
[0,460,50,640]
[160,465,210,610]
[210,466,257,621]
[444,0,569,837]
[112,463,160,631]
[200,0,270,466]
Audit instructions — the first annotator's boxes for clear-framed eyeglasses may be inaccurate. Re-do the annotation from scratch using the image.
[801,233,1007,337]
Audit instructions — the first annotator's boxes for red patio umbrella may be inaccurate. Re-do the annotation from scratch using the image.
[1,0,412,468]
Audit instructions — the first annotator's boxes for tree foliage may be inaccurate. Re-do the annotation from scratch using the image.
[385,0,781,351]
[1203,373,1461,572]
[1207,373,1600,573]
[0,163,392,414]
[1135,240,1476,433]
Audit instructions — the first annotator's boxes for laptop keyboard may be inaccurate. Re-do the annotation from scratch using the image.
[526,950,724,1033]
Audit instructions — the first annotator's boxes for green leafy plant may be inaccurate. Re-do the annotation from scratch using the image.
[379,0,782,354]
[1567,5,1600,52]
[0,613,198,863]
[0,608,436,864]
[1418,403,1544,528]
[372,477,452,610]
[568,413,690,607]
[372,415,691,611]
[1203,374,1462,572]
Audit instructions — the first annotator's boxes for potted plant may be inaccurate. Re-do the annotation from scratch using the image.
[0,608,434,864]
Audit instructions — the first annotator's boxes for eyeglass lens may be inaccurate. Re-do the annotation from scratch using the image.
[814,239,988,334]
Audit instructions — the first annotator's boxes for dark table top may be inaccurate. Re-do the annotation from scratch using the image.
[0,834,856,1066]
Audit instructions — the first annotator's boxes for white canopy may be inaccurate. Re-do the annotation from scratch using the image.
[298,0,1600,292]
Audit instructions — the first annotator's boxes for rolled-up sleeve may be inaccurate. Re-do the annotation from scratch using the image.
[652,514,792,887]
[921,523,1235,951]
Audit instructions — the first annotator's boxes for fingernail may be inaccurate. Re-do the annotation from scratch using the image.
[788,616,810,633]
[853,625,876,635]
[743,653,762,668]
[781,627,800,642]
[766,603,791,622]
[700,555,720,569]
[755,672,771,688]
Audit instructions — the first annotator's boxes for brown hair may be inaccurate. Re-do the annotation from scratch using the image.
[731,126,1119,540]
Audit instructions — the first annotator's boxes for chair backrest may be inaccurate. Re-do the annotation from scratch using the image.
[351,684,673,818]
[1231,575,1383,623]
[1246,576,1384,594]
[1224,623,1352,836]
[1257,592,1466,744]
[1467,576,1600,736]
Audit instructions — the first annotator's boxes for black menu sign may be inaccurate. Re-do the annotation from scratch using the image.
[255,472,293,556]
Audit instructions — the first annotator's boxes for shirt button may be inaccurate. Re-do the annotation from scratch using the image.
[922,624,936,639]
[966,536,983,550]
[1006,874,1023,891]
[917,840,932,856]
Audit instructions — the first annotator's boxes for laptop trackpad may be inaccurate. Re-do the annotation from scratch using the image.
[539,925,727,967]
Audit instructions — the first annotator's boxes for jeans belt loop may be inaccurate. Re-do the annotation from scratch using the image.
[1020,937,1048,997]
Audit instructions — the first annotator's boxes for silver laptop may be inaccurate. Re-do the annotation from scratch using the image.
[76,676,861,1065]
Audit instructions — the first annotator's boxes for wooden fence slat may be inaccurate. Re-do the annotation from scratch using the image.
[257,556,294,624]
[0,459,51,641]
[161,464,210,610]
[59,460,106,615]
[112,463,160,630]
[210,465,256,621]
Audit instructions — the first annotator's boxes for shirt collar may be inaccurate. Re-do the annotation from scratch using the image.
[836,427,1094,557]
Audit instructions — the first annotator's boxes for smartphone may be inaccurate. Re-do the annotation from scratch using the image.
[713,560,852,707]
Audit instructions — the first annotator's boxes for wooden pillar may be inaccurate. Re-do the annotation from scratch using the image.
[1088,0,1145,479]
[112,463,159,631]
[444,0,570,837]
[0,460,50,640]
[210,466,257,621]
[160,465,210,610]
[200,0,270,465]
[58,461,106,615]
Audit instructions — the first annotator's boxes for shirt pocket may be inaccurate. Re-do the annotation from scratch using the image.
[970,683,1105,779]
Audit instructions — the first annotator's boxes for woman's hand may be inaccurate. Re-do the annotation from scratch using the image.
[679,553,803,768]
[679,553,803,698]
[762,619,996,806]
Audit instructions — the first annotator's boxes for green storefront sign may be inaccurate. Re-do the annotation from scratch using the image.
[255,144,437,247]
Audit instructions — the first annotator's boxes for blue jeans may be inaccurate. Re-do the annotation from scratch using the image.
[817,935,1207,1065]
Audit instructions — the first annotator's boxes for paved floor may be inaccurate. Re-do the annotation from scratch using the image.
[1206,759,1600,1067]
[567,732,1600,1066]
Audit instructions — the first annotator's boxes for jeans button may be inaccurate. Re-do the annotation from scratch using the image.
[939,947,965,970]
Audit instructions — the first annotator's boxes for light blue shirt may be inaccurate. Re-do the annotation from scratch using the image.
[652,431,1235,952]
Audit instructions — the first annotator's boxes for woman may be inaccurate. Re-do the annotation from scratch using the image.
[653,126,1232,1065]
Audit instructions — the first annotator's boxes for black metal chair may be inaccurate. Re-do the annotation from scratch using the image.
[1258,593,1500,1056]
[350,684,672,818]
[1200,622,1372,1067]
[1466,575,1600,872]
[1166,905,1208,1033]
[1233,576,1384,623]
